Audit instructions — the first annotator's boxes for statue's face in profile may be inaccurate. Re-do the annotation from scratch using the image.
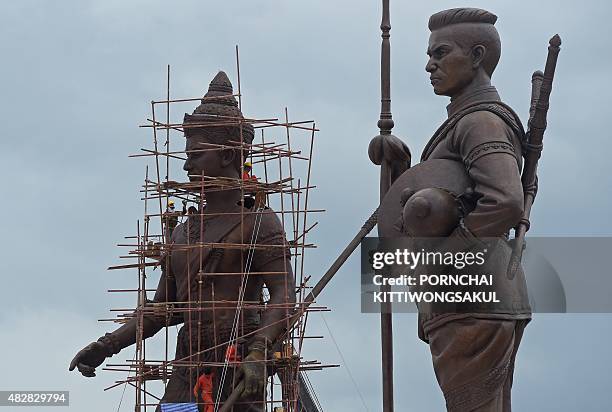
[426,27,475,97]
[183,134,226,182]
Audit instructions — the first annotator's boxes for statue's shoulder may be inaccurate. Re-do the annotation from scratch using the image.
[454,101,524,138]
[255,207,284,228]
[455,109,511,133]
[170,222,185,243]
[252,208,288,242]
[224,207,286,241]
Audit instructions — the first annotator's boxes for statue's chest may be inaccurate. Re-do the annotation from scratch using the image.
[169,217,251,299]
[421,123,462,162]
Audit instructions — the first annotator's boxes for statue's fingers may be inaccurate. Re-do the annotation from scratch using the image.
[68,355,79,371]
[244,377,255,397]
[238,386,248,399]
[77,363,96,377]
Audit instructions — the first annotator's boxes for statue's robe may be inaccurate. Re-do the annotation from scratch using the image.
[419,85,532,412]
[152,206,292,412]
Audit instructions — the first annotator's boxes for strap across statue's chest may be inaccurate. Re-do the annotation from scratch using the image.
[420,101,524,162]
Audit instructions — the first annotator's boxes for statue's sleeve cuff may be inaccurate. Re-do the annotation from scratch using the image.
[97,333,121,357]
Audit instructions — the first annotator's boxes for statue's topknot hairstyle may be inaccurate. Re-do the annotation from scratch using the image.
[428,8,497,31]
[428,8,501,77]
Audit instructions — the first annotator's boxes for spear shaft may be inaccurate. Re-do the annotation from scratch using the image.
[378,1,395,411]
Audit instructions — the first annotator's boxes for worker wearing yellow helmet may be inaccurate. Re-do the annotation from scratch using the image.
[164,199,187,239]
[242,162,255,181]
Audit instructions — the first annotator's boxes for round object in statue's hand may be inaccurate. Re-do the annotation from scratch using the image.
[378,159,472,238]
[401,188,461,237]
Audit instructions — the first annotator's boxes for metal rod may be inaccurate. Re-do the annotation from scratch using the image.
[378,2,394,411]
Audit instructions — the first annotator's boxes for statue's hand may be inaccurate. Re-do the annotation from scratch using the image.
[239,349,266,400]
[68,341,108,377]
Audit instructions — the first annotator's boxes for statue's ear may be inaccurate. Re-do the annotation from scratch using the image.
[471,44,486,69]
[220,147,236,168]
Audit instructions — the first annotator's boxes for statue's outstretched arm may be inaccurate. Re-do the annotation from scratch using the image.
[69,264,178,378]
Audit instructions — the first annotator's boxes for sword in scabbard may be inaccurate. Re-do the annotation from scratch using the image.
[507,34,562,280]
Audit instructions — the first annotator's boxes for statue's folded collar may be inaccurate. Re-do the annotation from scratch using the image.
[446,85,500,117]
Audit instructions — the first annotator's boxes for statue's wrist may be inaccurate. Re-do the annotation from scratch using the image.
[246,348,266,362]
[97,333,121,357]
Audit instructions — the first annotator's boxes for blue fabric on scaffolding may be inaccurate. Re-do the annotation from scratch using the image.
[160,403,199,412]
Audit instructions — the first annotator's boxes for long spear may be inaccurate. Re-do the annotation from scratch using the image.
[367,1,411,411]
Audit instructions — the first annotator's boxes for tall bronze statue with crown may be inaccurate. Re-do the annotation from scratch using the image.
[70,71,299,411]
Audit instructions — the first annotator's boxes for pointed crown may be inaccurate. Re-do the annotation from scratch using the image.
[183,71,254,143]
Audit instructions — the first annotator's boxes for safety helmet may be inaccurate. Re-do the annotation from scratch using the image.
[244,162,252,169]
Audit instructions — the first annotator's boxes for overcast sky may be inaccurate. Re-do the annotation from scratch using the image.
[1,0,611,411]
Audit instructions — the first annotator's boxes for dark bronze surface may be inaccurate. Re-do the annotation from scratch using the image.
[378,159,470,238]
[377,7,551,411]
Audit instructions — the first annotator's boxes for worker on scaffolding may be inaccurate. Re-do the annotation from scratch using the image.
[242,161,257,182]
[163,199,187,240]
[242,161,261,209]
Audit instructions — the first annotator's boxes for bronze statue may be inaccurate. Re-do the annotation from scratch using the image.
[377,7,539,411]
[419,8,533,411]
[69,71,296,412]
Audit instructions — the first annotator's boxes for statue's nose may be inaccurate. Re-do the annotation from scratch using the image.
[183,157,192,172]
[425,59,436,73]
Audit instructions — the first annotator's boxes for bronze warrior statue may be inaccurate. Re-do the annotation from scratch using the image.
[69,71,296,411]
[420,8,531,411]
[378,7,533,411]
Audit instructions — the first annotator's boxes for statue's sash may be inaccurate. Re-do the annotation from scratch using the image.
[421,101,526,162]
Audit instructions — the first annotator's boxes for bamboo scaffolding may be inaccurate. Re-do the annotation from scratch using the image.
[103,61,323,412]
